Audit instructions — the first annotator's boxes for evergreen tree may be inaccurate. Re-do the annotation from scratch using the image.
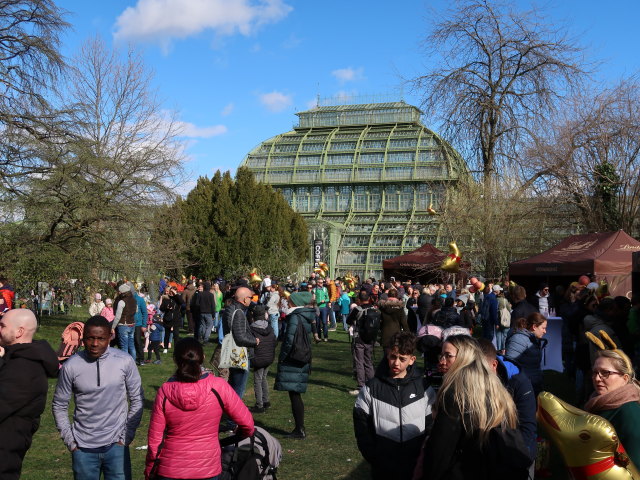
[178,167,307,278]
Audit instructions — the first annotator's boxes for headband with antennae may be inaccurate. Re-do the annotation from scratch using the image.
[586,330,633,374]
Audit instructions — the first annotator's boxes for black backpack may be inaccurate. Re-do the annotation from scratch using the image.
[356,306,381,344]
[287,319,311,364]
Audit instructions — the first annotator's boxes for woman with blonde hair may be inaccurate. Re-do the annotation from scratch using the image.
[422,335,529,479]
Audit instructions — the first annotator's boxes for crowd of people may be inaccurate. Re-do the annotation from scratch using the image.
[1,270,640,479]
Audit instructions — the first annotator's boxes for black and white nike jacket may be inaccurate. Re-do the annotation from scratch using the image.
[353,359,435,479]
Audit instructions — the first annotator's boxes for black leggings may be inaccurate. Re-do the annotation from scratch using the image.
[164,324,179,348]
[289,391,304,430]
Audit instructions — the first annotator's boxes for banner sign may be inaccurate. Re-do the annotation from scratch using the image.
[314,239,323,268]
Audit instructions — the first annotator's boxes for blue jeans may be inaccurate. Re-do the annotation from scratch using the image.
[199,313,214,343]
[317,306,330,339]
[495,327,509,351]
[215,311,224,344]
[117,326,136,359]
[329,309,337,329]
[228,366,249,399]
[342,313,349,331]
[72,443,130,480]
[269,313,280,339]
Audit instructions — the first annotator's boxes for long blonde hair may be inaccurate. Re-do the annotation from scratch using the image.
[438,335,518,443]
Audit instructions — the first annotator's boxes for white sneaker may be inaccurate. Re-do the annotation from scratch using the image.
[349,389,361,396]
[163,349,168,354]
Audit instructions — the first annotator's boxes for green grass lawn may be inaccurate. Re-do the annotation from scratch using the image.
[20,308,573,479]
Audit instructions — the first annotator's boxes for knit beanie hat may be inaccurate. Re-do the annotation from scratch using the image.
[290,291,312,307]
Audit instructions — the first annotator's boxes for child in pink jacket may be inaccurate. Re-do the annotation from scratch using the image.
[145,338,254,480]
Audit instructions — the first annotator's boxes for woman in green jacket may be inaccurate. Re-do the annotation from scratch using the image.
[274,291,315,440]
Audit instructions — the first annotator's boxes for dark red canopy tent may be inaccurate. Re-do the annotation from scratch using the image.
[382,243,448,283]
[509,230,640,297]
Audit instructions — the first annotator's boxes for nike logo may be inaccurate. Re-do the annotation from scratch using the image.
[409,393,416,399]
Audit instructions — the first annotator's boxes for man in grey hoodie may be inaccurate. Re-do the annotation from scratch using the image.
[53,315,144,480]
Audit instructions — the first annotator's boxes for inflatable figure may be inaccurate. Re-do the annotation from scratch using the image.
[440,242,462,273]
[537,391,640,480]
[249,268,262,285]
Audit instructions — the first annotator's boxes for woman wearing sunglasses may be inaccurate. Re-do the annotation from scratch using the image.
[584,349,640,467]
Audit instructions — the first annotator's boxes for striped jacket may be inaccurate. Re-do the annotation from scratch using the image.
[353,361,435,479]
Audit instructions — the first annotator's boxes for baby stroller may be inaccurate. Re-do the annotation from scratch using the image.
[220,426,282,480]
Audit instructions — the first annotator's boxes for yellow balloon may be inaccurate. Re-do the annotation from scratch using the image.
[537,391,640,479]
[440,241,462,273]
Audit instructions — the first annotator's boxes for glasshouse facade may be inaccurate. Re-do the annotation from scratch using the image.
[240,101,468,279]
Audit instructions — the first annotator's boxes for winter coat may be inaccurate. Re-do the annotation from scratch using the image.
[422,388,528,480]
[100,305,115,323]
[182,284,196,312]
[159,293,184,327]
[250,320,277,370]
[510,300,537,329]
[89,301,105,317]
[0,341,59,479]
[497,357,537,461]
[353,361,435,480]
[149,320,165,342]
[505,329,547,395]
[378,298,410,348]
[0,283,15,310]
[266,292,280,316]
[194,290,216,314]
[338,292,351,315]
[480,292,498,329]
[416,293,432,322]
[274,307,315,393]
[589,398,640,468]
[145,372,254,480]
[433,306,461,329]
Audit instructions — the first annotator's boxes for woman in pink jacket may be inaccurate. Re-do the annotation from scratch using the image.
[145,338,254,480]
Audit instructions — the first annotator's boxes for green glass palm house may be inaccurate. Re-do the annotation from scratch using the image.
[240,101,468,279]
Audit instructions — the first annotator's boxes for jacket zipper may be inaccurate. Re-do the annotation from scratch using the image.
[398,384,403,443]
[97,358,101,387]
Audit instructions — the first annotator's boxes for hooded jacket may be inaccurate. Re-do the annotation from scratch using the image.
[353,360,435,480]
[0,283,15,311]
[274,307,315,393]
[0,340,59,479]
[250,319,276,369]
[144,372,254,480]
[52,347,144,451]
[378,297,410,348]
[496,357,537,461]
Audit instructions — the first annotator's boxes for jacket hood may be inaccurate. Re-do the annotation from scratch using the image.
[374,355,423,386]
[163,372,214,411]
[378,297,404,309]
[6,340,59,377]
[497,355,521,381]
[251,319,272,336]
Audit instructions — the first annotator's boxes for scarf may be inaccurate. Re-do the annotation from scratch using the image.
[584,383,640,413]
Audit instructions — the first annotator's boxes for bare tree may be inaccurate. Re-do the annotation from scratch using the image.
[0,37,188,283]
[0,0,70,194]
[527,79,640,237]
[412,0,586,190]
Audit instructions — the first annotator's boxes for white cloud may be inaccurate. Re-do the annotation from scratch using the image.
[176,120,228,138]
[113,0,293,45]
[331,67,364,83]
[221,103,235,116]
[259,91,293,112]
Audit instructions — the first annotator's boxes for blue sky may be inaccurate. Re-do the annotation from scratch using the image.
[55,0,640,194]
